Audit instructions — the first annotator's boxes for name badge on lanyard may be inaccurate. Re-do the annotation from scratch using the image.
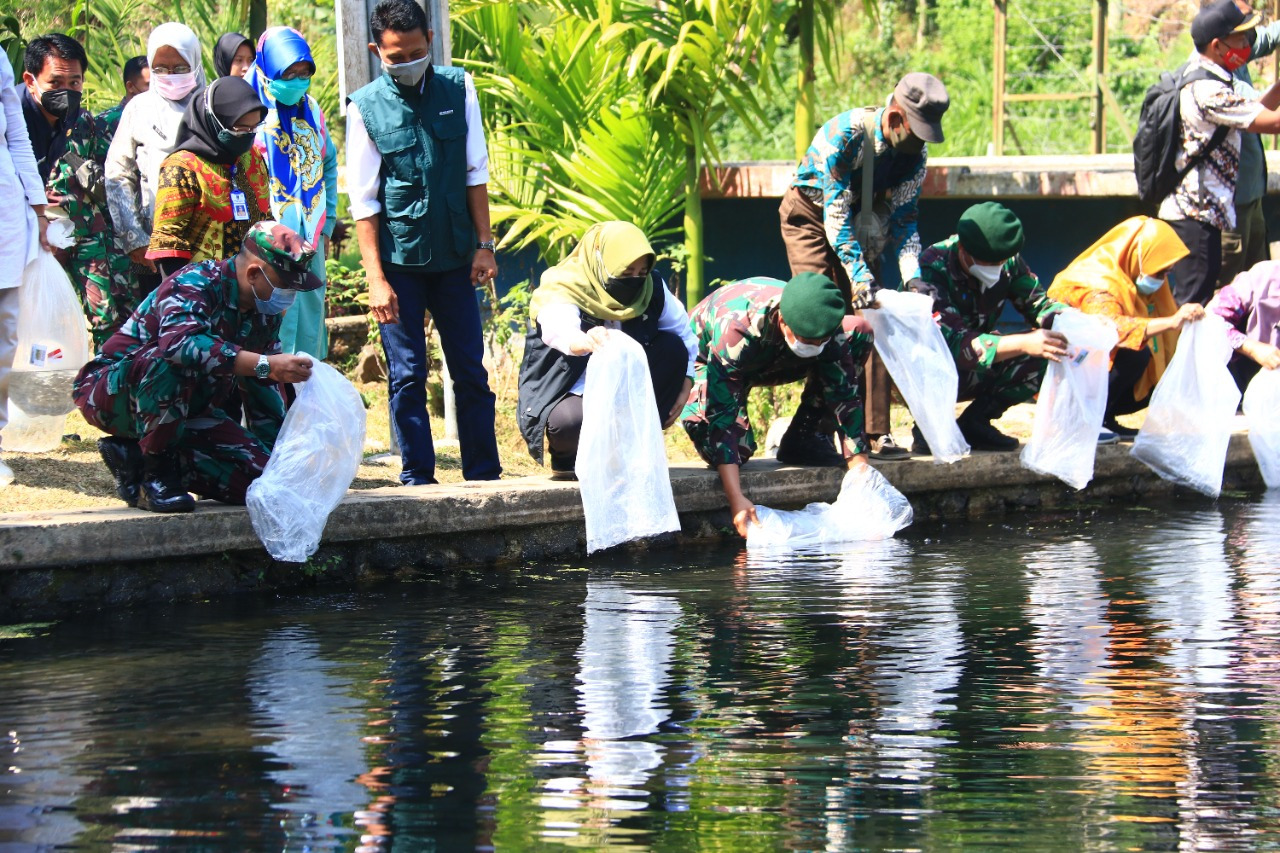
[229,166,250,222]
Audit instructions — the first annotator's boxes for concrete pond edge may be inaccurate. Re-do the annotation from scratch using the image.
[0,432,1264,619]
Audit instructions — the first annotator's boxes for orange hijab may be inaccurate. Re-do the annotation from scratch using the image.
[1049,217,1188,400]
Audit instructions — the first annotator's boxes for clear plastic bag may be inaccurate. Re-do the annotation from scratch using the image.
[861,289,969,463]
[246,358,366,562]
[576,333,680,553]
[747,464,913,549]
[1243,367,1280,488]
[1131,315,1240,497]
[2,249,92,452]
[1020,309,1119,489]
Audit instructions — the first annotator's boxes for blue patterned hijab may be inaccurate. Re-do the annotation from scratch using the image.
[248,26,328,243]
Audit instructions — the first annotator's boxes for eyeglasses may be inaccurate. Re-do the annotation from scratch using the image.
[280,70,314,81]
[230,120,266,134]
[152,64,192,75]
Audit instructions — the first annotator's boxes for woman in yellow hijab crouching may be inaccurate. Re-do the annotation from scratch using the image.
[1047,216,1205,438]
[517,222,698,479]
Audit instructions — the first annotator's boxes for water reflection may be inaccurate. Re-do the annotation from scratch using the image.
[6,501,1280,849]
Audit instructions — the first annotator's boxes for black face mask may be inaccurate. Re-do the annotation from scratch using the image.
[39,87,81,121]
[217,129,257,158]
[604,274,647,305]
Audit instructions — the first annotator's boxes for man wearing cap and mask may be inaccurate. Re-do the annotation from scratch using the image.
[780,72,949,463]
[908,202,1068,453]
[73,221,318,513]
[345,0,502,486]
[681,273,874,539]
[1160,0,1280,307]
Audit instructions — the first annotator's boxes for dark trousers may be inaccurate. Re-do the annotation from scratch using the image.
[1165,218,1222,306]
[381,264,501,485]
[545,330,688,468]
[1229,353,1261,397]
[1107,347,1153,419]
[957,355,1045,417]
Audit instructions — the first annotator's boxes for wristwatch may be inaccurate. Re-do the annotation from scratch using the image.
[476,240,496,252]
[254,354,271,380]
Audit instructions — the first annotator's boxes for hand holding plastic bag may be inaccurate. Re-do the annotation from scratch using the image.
[1244,367,1280,488]
[1021,309,1119,489]
[747,464,913,549]
[577,333,680,553]
[2,248,92,452]
[1131,315,1239,497]
[861,289,969,463]
[246,358,366,562]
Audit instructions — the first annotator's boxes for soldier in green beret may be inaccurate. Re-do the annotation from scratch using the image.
[907,202,1068,452]
[681,272,875,538]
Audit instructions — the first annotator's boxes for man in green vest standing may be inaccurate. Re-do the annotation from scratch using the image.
[347,0,502,485]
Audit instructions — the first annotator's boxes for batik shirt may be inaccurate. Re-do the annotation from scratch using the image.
[1158,56,1264,230]
[85,259,285,435]
[915,235,1063,374]
[792,104,927,302]
[149,149,271,263]
[689,277,871,466]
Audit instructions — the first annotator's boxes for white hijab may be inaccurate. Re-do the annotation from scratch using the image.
[146,22,207,97]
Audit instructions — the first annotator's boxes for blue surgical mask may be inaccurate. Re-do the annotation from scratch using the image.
[268,76,311,106]
[252,270,296,315]
[1135,274,1164,296]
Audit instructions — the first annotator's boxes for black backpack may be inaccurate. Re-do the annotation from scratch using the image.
[1133,63,1231,206]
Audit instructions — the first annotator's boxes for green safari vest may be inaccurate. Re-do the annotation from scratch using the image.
[348,66,474,271]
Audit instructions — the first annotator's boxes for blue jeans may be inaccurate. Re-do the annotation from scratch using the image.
[380,264,502,484]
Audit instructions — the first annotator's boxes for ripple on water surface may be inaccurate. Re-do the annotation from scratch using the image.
[5,497,1280,850]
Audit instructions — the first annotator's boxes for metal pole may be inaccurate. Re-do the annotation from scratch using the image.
[992,0,1006,156]
[1092,0,1107,155]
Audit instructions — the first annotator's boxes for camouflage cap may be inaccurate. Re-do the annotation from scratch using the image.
[242,221,323,292]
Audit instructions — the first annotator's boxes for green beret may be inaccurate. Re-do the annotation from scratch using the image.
[779,272,845,339]
[956,202,1025,262]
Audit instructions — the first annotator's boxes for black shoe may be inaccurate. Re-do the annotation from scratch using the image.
[959,417,1019,451]
[137,454,195,513]
[1103,416,1139,440]
[910,424,932,456]
[549,452,578,481]
[97,437,142,507]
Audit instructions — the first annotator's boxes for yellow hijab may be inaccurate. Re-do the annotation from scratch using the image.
[1049,216,1189,400]
[530,221,656,323]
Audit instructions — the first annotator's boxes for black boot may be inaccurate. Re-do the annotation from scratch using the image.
[137,452,195,513]
[97,437,142,507]
[1102,415,1139,440]
[910,423,931,456]
[777,405,844,467]
[548,451,578,482]
[957,400,1019,452]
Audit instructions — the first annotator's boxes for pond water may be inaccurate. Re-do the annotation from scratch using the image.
[5,495,1280,851]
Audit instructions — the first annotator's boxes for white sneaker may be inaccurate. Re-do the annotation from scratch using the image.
[0,457,13,487]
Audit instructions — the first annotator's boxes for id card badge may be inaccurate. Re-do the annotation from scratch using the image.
[230,189,250,222]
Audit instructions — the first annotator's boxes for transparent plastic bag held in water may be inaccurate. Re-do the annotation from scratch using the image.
[2,249,91,452]
[246,358,366,562]
[861,289,969,463]
[1244,368,1280,488]
[1020,309,1119,489]
[576,333,680,553]
[747,465,913,549]
[1131,315,1240,497]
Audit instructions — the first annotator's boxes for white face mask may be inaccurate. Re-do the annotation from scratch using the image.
[786,337,828,358]
[969,261,1004,291]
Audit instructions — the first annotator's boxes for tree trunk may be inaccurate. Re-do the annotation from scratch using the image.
[794,0,816,162]
[683,140,705,310]
[249,0,268,40]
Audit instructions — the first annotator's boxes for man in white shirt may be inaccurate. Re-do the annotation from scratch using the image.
[346,0,501,485]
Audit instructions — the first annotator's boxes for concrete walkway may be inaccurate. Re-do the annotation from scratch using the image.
[0,432,1263,619]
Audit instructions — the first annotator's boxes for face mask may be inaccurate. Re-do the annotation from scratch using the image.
[969,261,1004,291]
[252,269,296,315]
[152,71,197,101]
[785,333,828,359]
[604,274,647,305]
[1135,274,1164,295]
[34,84,81,121]
[268,77,310,106]
[887,122,924,155]
[1223,44,1251,71]
[217,129,256,157]
[382,55,429,87]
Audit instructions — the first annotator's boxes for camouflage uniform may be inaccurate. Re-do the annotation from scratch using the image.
[72,259,285,504]
[681,277,874,467]
[96,102,124,140]
[913,235,1065,410]
[45,108,138,348]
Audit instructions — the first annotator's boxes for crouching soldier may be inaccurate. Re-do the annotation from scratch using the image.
[681,272,873,538]
[73,221,318,513]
